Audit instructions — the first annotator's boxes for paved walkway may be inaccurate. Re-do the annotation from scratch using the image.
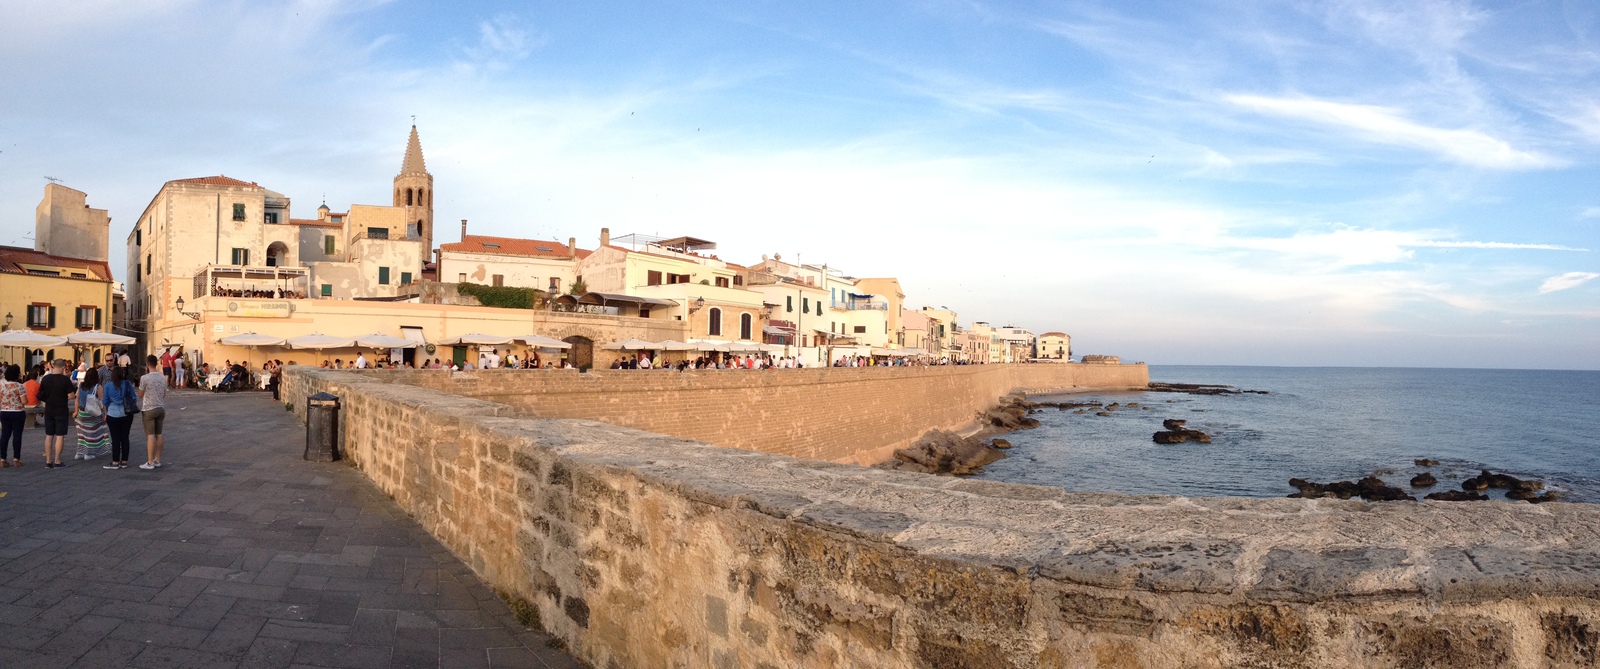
[0,391,582,669]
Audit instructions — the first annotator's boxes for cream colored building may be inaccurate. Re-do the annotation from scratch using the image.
[36,183,110,266]
[3,184,116,366]
[996,325,1037,363]
[919,306,959,361]
[127,127,437,354]
[899,308,930,352]
[439,230,586,295]
[1038,331,1071,360]
[576,231,766,343]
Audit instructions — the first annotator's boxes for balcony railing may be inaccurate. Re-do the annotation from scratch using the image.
[831,298,889,311]
[352,228,420,243]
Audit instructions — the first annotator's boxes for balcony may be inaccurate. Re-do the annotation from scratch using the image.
[352,228,421,243]
[831,296,889,311]
[193,265,310,300]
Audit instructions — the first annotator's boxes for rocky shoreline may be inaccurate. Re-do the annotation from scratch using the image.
[1288,463,1564,504]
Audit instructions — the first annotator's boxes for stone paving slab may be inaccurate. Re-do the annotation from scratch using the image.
[0,391,582,669]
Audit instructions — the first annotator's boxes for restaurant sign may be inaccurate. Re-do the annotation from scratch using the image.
[227,300,292,318]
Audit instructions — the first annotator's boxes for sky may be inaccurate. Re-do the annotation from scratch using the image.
[1,0,1597,369]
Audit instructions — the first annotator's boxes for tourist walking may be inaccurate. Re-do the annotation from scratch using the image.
[38,358,76,468]
[174,355,187,388]
[22,368,40,429]
[74,367,110,461]
[103,367,138,469]
[1,365,26,467]
[160,349,175,388]
[137,355,168,469]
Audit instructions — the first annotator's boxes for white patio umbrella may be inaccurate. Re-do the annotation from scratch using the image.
[654,340,699,351]
[219,333,287,347]
[286,333,356,350]
[65,330,136,346]
[354,333,418,349]
[687,339,733,352]
[601,339,661,351]
[0,329,67,347]
[437,333,514,346]
[517,335,572,349]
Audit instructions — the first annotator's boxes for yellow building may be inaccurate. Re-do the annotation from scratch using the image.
[0,246,115,367]
[576,231,767,343]
[1038,331,1072,360]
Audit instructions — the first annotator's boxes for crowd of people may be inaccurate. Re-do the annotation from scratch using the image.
[0,354,170,470]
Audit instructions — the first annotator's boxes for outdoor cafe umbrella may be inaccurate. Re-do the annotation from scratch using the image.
[220,332,287,373]
[64,330,136,346]
[654,340,699,352]
[517,335,572,349]
[0,329,68,348]
[687,339,732,352]
[437,333,514,346]
[286,333,356,350]
[601,339,661,351]
[354,333,418,349]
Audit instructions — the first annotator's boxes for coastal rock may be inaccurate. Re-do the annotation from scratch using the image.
[1146,382,1267,396]
[1506,489,1538,501]
[1153,418,1212,444]
[1461,477,1489,491]
[1410,473,1437,488]
[1414,459,1441,467]
[1096,412,1113,417]
[1289,477,1412,502]
[1425,490,1489,502]
[990,438,1012,450]
[1357,476,1413,502]
[877,429,1005,476]
[1531,491,1565,504]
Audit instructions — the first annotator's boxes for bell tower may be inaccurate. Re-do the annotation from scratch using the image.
[393,124,434,270]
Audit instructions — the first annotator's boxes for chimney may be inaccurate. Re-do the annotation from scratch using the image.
[568,237,577,258]
[460,219,468,240]
[600,227,610,247]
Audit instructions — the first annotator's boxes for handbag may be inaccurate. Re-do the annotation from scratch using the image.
[84,393,104,418]
[123,381,141,415]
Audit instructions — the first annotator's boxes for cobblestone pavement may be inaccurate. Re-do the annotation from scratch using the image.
[0,390,582,669]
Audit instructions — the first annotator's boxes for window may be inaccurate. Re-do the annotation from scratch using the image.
[264,212,279,224]
[321,284,332,297]
[786,296,793,312]
[816,301,823,316]
[853,326,866,334]
[707,308,722,336]
[802,297,809,312]
[733,275,743,286]
[230,248,249,266]
[674,273,691,284]
[715,277,730,288]
[27,304,52,329]
[492,274,504,287]
[232,203,246,221]
[647,270,662,286]
[134,263,140,279]
[640,308,651,319]
[740,313,753,340]
[145,255,151,274]
[401,272,413,285]
[378,267,391,285]
[369,227,389,240]
[324,235,335,255]
[458,273,467,283]
[135,228,141,246]
[76,306,99,330]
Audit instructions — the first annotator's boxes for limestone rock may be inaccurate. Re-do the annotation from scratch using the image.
[1410,473,1438,488]
[1414,458,1441,467]
[1425,490,1489,502]
[877,429,1006,476]
[1153,418,1212,444]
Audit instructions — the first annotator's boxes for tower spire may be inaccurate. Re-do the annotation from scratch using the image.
[400,125,427,175]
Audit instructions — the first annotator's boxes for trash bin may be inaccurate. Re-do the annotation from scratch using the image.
[305,392,341,462]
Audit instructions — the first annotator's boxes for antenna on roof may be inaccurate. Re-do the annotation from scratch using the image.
[44,176,61,184]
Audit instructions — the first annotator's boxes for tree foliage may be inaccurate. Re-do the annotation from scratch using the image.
[458,283,546,310]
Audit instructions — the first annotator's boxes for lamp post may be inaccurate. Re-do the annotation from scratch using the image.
[3,312,11,331]
[175,296,202,322]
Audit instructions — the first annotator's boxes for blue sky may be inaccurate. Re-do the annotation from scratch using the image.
[2,0,1596,368]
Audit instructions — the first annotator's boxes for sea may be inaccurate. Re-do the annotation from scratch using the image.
[977,366,1600,503]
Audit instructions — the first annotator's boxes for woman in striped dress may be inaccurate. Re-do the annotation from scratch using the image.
[75,367,110,460]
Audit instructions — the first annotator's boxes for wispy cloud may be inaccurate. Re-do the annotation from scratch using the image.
[1539,272,1600,293]
[1582,207,1600,219]
[1413,240,1588,251]
[1224,94,1555,169]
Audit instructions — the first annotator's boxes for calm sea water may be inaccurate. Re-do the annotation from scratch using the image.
[977,366,1600,503]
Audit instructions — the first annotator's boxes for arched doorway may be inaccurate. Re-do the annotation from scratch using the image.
[266,241,289,267]
[563,336,593,371]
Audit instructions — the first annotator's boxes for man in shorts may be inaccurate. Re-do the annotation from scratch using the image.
[137,355,168,469]
[160,349,175,388]
[37,358,76,468]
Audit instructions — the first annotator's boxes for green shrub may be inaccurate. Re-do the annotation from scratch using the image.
[458,283,547,310]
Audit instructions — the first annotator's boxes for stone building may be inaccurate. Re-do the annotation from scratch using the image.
[4,184,117,367]
[1038,331,1071,360]
[575,230,765,342]
[438,228,588,295]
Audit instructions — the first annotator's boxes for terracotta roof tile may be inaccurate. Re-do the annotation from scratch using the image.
[441,235,589,260]
[168,175,260,188]
[0,245,114,282]
[289,218,343,227]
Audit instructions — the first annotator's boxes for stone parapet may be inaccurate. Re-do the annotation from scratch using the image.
[282,366,1600,668]
[284,362,1148,464]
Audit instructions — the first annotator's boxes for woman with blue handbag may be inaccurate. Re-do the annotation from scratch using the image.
[102,367,138,469]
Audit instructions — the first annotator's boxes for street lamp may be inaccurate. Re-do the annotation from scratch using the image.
[690,296,705,313]
[3,312,11,331]
[175,296,202,321]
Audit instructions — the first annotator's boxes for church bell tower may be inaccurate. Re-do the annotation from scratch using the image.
[394,125,434,270]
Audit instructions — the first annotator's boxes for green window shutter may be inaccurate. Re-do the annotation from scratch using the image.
[786,296,793,312]
[48,306,56,329]
[378,267,390,285]
[232,203,245,220]
[324,235,335,255]
[802,297,809,312]
[401,272,412,285]
[95,309,101,329]
[321,284,332,297]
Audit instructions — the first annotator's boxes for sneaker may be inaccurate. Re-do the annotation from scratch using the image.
[55,462,67,468]
[119,464,127,469]
[46,463,54,469]
[138,462,155,470]
[103,463,120,470]
[154,462,163,468]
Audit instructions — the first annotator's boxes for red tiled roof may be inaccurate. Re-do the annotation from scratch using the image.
[0,245,114,282]
[167,175,260,188]
[441,235,590,259]
[289,218,342,227]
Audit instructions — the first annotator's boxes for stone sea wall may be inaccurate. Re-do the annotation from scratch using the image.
[282,366,1600,669]
[284,362,1149,464]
